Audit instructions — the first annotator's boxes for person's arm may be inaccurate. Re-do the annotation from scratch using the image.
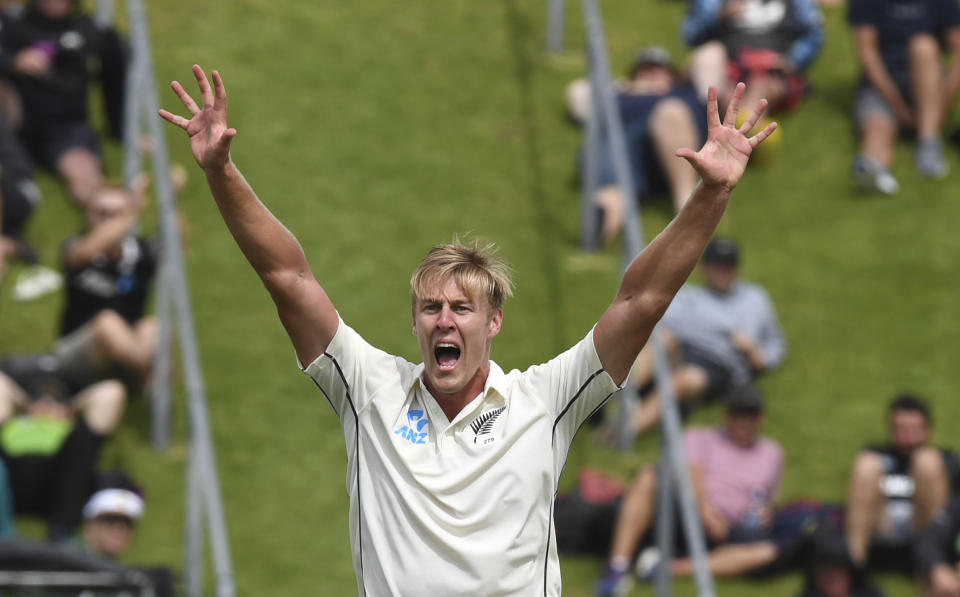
[786,0,824,72]
[682,0,725,47]
[63,177,148,269]
[160,66,337,366]
[853,26,914,127]
[593,83,776,383]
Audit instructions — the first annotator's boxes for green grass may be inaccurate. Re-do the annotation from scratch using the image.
[1,0,959,595]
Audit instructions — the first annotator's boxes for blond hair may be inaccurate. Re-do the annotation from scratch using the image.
[410,237,514,313]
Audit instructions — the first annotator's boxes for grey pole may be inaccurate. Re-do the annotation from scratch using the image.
[578,0,716,593]
[184,449,204,597]
[655,455,674,596]
[126,0,236,594]
[579,46,600,251]
[546,0,565,53]
[94,0,114,27]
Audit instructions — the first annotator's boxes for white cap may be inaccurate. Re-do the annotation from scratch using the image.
[82,488,145,521]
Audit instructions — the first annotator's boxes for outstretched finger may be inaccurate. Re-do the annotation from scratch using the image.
[738,98,768,135]
[749,121,778,148]
[212,70,227,111]
[170,81,199,116]
[193,64,214,108]
[158,108,190,130]
[706,85,721,129]
[723,82,745,127]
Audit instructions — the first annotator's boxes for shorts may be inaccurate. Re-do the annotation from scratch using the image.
[20,121,101,171]
[726,47,809,113]
[678,342,734,403]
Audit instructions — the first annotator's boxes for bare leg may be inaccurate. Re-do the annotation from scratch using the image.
[846,451,885,565]
[648,98,701,211]
[689,41,729,104]
[608,467,659,565]
[593,185,625,246]
[672,541,778,577]
[56,147,102,205]
[860,112,898,167]
[0,372,30,424]
[909,34,944,139]
[71,379,126,435]
[631,365,707,435]
[912,447,949,530]
[90,311,157,378]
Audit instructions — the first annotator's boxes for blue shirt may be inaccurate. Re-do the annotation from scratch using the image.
[848,0,960,77]
[661,280,787,385]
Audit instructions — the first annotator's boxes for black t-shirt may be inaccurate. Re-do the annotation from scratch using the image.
[59,236,157,337]
[0,5,126,137]
[848,0,960,77]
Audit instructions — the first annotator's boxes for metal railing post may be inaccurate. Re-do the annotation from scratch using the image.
[124,0,236,594]
[577,0,717,593]
[546,0,565,52]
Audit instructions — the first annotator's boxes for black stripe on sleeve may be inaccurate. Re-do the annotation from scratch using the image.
[323,352,366,597]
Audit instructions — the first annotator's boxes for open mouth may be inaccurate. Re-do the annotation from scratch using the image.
[435,343,461,371]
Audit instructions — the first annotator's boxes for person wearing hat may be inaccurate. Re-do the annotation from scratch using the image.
[566,45,709,243]
[81,471,145,560]
[595,385,784,595]
[0,369,125,540]
[626,237,786,436]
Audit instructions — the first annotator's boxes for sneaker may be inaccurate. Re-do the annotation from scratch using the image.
[12,265,63,301]
[915,137,949,179]
[634,546,662,582]
[595,564,633,596]
[852,154,899,195]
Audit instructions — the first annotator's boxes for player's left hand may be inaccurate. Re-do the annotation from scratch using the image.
[676,82,777,192]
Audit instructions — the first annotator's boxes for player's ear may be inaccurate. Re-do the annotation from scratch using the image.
[487,308,502,339]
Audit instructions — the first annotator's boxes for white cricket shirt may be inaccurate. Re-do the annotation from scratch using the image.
[302,317,618,596]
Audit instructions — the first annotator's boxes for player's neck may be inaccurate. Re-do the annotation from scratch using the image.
[424,367,490,423]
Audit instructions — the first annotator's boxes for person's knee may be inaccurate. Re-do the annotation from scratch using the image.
[57,148,102,202]
[692,41,728,66]
[650,98,695,136]
[92,310,129,340]
[673,365,708,400]
[850,451,884,487]
[911,447,947,483]
[908,34,940,60]
[81,380,127,435]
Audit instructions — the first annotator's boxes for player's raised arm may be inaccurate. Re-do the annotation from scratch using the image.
[160,65,337,365]
[594,82,777,384]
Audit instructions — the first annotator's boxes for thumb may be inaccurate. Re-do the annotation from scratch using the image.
[217,128,237,151]
[675,147,699,167]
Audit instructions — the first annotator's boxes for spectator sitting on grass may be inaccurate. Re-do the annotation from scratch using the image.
[683,0,824,157]
[848,0,960,193]
[0,370,125,541]
[595,385,784,596]
[624,237,785,437]
[566,46,708,244]
[845,394,960,575]
[795,525,887,597]
[0,0,126,205]
[0,104,42,278]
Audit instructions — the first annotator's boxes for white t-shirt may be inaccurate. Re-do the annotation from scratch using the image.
[302,317,618,596]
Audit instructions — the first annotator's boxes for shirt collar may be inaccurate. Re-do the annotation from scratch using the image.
[405,360,509,402]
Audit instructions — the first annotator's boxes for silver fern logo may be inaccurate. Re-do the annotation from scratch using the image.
[470,406,505,444]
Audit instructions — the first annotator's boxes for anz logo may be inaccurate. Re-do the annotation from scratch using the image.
[394,409,429,445]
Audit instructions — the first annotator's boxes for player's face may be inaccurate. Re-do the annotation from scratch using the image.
[703,262,737,293]
[889,410,929,454]
[724,408,761,447]
[36,0,74,19]
[412,278,502,404]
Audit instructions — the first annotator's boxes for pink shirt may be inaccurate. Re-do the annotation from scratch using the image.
[683,427,784,525]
